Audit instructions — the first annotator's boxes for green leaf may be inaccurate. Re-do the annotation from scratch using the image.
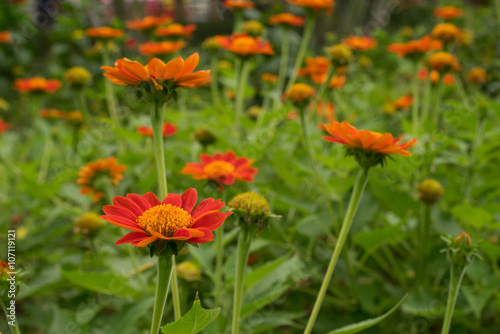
[103,298,154,334]
[451,204,493,229]
[326,294,408,334]
[244,254,289,290]
[161,295,220,334]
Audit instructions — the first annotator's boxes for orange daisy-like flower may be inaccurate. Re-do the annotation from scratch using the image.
[138,41,186,57]
[467,67,487,84]
[77,157,126,202]
[428,51,460,72]
[393,95,413,110]
[101,53,210,92]
[387,35,442,58]
[286,0,335,12]
[342,35,377,52]
[431,23,462,43]
[261,73,278,83]
[85,27,124,39]
[14,77,62,93]
[155,24,197,38]
[328,75,346,89]
[101,188,232,249]
[284,83,316,105]
[40,108,67,119]
[268,13,305,26]
[0,120,12,134]
[434,6,463,20]
[215,33,274,56]
[127,16,173,31]
[323,121,417,167]
[137,122,177,137]
[181,151,258,190]
[0,31,11,44]
[298,56,331,84]
[224,0,255,9]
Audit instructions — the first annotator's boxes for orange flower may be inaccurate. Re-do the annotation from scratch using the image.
[431,23,462,43]
[328,75,346,89]
[127,16,173,30]
[342,35,377,51]
[286,0,335,12]
[0,119,12,134]
[0,31,11,43]
[419,68,454,85]
[443,74,455,86]
[393,95,413,110]
[77,157,126,203]
[14,77,62,93]
[101,188,232,248]
[387,35,442,58]
[155,24,197,38]
[66,111,84,123]
[224,0,255,9]
[101,53,210,91]
[268,13,305,26]
[181,151,258,191]
[215,33,274,56]
[298,56,331,84]
[0,260,11,278]
[284,83,316,105]
[40,108,67,119]
[323,121,417,167]
[315,101,335,121]
[261,73,278,83]
[137,122,177,137]
[467,67,487,84]
[85,27,124,39]
[434,6,463,20]
[428,51,460,72]
[138,41,186,57]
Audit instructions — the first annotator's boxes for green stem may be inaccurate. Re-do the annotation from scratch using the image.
[285,11,316,92]
[432,77,444,128]
[77,89,91,129]
[231,227,254,334]
[494,0,500,30]
[412,63,420,136]
[421,73,432,124]
[233,9,244,33]
[417,203,431,284]
[441,264,468,334]
[275,27,290,107]
[1,298,21,334]
[170,258,181,320]
[37,135,53,184]
[235,60,251,142]
[150,255,174,334]
[463,116,486,202]
[303,167,370,334]
[210,53,221,106]
[215,189,227,309]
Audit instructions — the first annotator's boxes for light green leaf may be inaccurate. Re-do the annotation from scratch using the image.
[161,296,220,334]
[326,294,408,334]
[244,254,289,290]
[451,204,493,229]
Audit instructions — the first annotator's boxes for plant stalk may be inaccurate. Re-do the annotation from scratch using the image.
[150,255,174,334]
[441,264,467,334]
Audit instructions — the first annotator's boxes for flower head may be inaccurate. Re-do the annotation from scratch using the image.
[418,179,444,205]
[75,212,104,234]
[0,31,11,44]
[194,128,217,147]
[14,77,62,93]
[137,122,177,137]
[243,20,265,36]
[467,67,487,85]
[419,68,454,85]
[0,260,11,278]
[64,66,92,87]
[127,16,173,31]
[298,56,331,84]
[387,35,442,59]
[202,36,220,51]
[431,23,462,43]
[138,41,186,57]
[0,98,9,112]
[434,6,463,20]
[66,111,84,124]
[181,151,258,191]
[326,44,353,66]
[77,157,126,202]
[328,75,346,89]
[223,0,255,9]
[177,261,202,281]
[342,35,377,52]
[268,13,305,27]
[40,108,66,120]
[284,83,316,107]
[216,33,274,56]
[85,27,124,39]
[229,192,276,229]
[155,24,197,38]
[442,232,481,267]
[261,73,278,84]
[286,0,335,13]
[323,121,417,167]
[0,119,12,134]
[427,51,460,72]
[100,189,232,255]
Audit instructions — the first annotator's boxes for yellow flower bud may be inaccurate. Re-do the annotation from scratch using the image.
[75,212,104,233]
[64,66,92,86]
[418,179,444,205]
[176,261,202,282]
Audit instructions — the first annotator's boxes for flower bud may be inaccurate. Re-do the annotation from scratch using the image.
[441,232,481,267]
[176,261,202,281]
[75,212,104,234]
[284,83,316,109]
[418,179,444,205]
[194,128,216,147]
[247,106,262,120]
[64,66,92,87]
[243,20,264,37]
[326,44,353,66]
[229,192,278,230]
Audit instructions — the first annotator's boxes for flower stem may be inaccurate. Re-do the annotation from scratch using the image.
[462,115,486,203]
[417,203,431,284]
[233,9,244,33]
[285,11,316,92]
[421,73,432,124]
[1,299,21,334]
[235,60,251,142]
[170,258,181,320]
[432,77,444,128]
[231,227,254,334]
[215,189,227,309]
[210,53,221,106]
[77,89,91,129]
[412,63,420,136]
[37,134,53,184]
[441,264,467,334]
[275,27,290,107]
[150,255,174,334]
[303,167,370,334]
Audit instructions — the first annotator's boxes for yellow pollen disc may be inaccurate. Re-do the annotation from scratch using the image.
[136,204,193,237]
[203,161,235,179]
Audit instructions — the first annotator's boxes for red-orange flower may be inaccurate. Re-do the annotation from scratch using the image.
[419,68,454,86]
[127,16,173,30]
[0,31,11,44]
[0,120,12,134]
[427,51,460,72]
[224,0,255,9]
[216,33,274,56]
[40,108,67,119]
[284,83,316,105]
[434,6,463,20]
[328,75,346,89]
[268,13,305,26]
[181,151,258,190]
[77,157,126,202]
[431,23,462,43]
[393,95,413,111]
[0,260,11,278]
[298,56,331,84]
[261,73,278,84]
[342,35,377,51]
[467,67,487,84]
[137,122,177,137]
[323,121,417,158]
[387,35,442,58]
[14,77,62,93]
[101,188,232,247]
[155,24,197,38]
[101,53,210,91]
[315,101,335,121]
[286,0,335,12]
[85,27,124,39]
[138,41,186,57]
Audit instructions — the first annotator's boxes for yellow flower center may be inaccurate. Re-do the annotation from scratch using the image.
[231,36,257,54]
[203,161,235,179]
[137,204,193,236]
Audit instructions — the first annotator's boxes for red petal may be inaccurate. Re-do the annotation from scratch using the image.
[116,231,150,245]
[127,193,152,211]
[181,188,197,213]
[191,211,231,230]
[187,227,214,243]
[191,198,225,219]
[162,193,182,207]
[143,192,161,207]
[102,205,138,221]
[112,196,145,217]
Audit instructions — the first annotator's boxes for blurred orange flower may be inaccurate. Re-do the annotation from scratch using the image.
[127,16,173,30]
[298,56,331,84]
[40,108,67,119]
[77,157,126,202]
[138,41,186,57]
[342,35,377,51]
[261,73,278,83]
[181,151,258,191]
[224,0,255,9]
[467,67,487,84]
[216,33,274,56]
[418,68,454,86]
[284,83,316,104]
[387,35,442,58]
[328,75,346,89]
[428,51,460,72]
[268,13,305,26]
[14,77,62,93]
[0,31,11,43]
[85,27,124,39]
[431,23,462,43]
[155,24,197,38]
[137,122,177,137]
[434,6,463,20]
[101,53,210,90]
[286,0,335,12]
[315,101,335,121]
[0,120,12,134]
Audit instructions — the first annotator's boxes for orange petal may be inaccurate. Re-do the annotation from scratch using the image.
[163,56,184,80]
